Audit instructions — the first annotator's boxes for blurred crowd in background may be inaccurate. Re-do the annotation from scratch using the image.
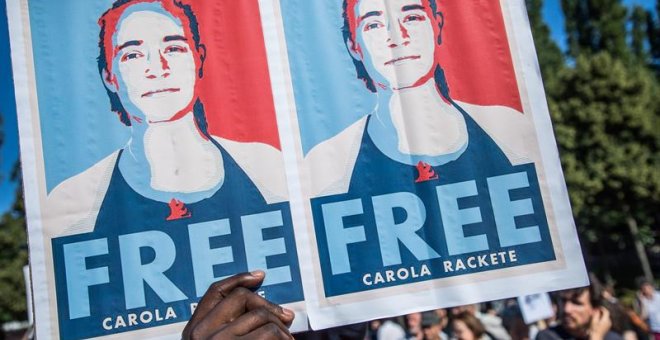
[295,275,659,340]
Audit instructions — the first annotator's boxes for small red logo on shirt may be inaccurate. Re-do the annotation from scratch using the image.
[415,161,439,183]
[167,198,192,221]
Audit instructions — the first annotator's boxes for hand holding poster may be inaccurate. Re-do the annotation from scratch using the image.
[7,0,588,338]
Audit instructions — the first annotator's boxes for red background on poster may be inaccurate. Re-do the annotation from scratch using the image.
[194,1,281,148]
[194,0,522,149]
[438,0,523,113]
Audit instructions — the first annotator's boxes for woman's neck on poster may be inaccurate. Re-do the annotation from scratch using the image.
[120,111,224,197]
[377,78,467,156]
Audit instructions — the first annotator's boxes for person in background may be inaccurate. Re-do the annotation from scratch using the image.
[437,310,450,336]
[295,323,367,339]
[451,305,511,340]
[500,301,531,340]
[621,297,649,340]
[369,320,384,340]
[452,311,488,340]
[406,312,424,340]
[421,311,449,340]
[600,282,636,340]
[536,283,623,340]
[636,278,660,340]
[378,317,408,340]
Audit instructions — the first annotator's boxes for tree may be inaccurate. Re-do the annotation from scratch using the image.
[646,1,660,74]
[0,180,27,323]
[526,0,565,97]
[551,52,659,280]
[561,0,630,60]
[555,0,660,282]
[0,115,27,323]
[630,6,650,62]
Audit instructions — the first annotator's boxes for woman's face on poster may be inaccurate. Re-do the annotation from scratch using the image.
[353,0,436,89]
[112,8,196,122]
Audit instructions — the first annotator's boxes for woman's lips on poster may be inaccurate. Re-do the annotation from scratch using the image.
[385,55,420,66]
[142,88,180,97]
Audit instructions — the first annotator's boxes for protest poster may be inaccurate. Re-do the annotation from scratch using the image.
[23,265,33,326]
[266,0,588,329]
[7,0,588,338]
[7,0,307,338]
[518,293,555,324]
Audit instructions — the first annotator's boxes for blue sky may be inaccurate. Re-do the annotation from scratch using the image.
[0,0,18,213]
[0,0,656,214]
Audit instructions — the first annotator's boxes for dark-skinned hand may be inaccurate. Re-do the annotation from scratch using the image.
[182,271,295,339]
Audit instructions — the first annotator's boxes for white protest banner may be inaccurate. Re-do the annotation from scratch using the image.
[23,265,33,325]
[8,0,587,338]
[266,0,588,329]
[518,293,555,324]
[8,0,307,338]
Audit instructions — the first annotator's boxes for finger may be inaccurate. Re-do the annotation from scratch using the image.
[591,309,602,322]
[224,307,292,337]
[217,287,293,325]
[241,293,295,327]
[193,287,294,333]
[600,307,610,318]
[599,307,610,323]
[183,271,265,339]
[196,271,265,317]
[239,322,292,340]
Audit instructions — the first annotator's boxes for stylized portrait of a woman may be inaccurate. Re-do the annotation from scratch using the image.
[43,1,303,338]
[304,0,554,297]
[47,0,288,234]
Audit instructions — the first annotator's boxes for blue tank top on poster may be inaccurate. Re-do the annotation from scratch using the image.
[310,102,556,297]
[51,143,303,340]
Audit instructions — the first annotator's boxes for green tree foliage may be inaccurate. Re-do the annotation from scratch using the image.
[562,0,630,60]
[0,114,27,322]
[528,0,659,281]
[552,53,659,251]
[0,177,28,323]
[647,1,660,73]
[631,6,650,62]
[526,0,565,96]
